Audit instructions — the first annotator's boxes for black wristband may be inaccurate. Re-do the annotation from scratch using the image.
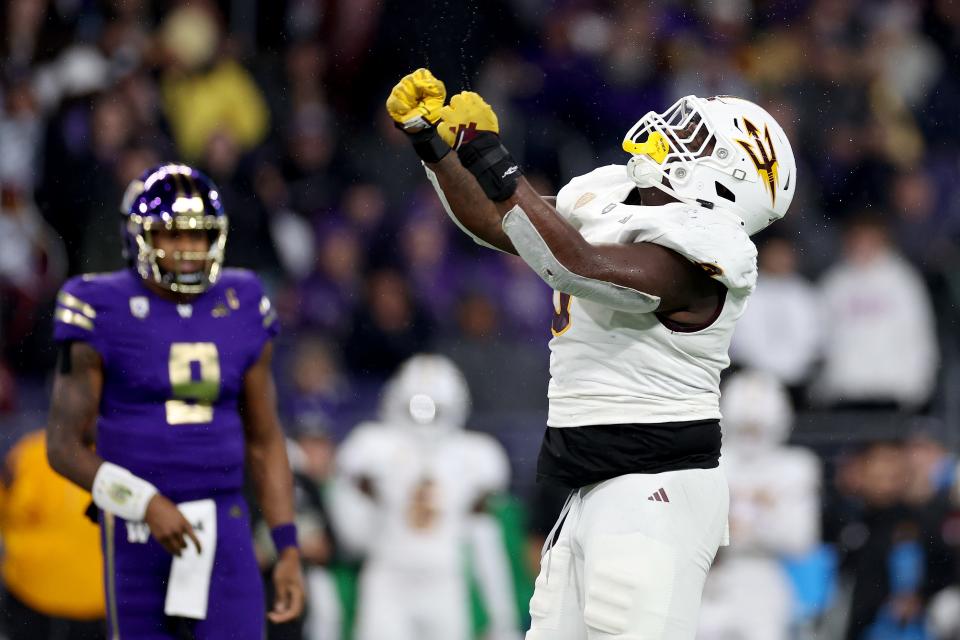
[457,132,522,202]
[398,123,451,164]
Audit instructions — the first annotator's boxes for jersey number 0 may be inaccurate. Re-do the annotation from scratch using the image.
[166,342,221,425]
[552,292,572,336]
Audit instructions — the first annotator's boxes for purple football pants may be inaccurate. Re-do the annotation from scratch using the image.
[100,493,265,640]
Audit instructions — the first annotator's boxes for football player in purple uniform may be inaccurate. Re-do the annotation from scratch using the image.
[46,164,305,639]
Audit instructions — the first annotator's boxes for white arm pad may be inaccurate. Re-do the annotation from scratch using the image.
[501,205,662,313]
[422,163,509,254]
[92,461,158,522]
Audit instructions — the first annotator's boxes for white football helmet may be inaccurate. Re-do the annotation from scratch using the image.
[380,354,471,434]
[623,95,796,235]
[720,370,794,455]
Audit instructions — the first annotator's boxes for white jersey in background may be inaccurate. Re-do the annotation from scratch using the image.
[698,371,821,640]
[335,421,508,571]
[328,355,520,640]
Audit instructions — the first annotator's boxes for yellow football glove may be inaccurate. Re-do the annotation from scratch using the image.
[385,68,447,131]
[442,92,519,201]
[437,91,500,149]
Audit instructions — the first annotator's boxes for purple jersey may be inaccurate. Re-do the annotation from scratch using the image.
[53,268,279,501]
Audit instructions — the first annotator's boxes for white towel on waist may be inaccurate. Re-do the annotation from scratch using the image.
[164,499,217,619]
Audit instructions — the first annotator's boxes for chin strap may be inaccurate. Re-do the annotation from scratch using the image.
[626,155,669,191]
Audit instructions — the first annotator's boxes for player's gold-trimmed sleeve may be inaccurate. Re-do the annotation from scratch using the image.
[54,307,94,332]
[57,291,97,319]
[53,279,106,345]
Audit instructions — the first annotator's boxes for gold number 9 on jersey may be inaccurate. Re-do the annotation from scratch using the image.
[166,342,221,425]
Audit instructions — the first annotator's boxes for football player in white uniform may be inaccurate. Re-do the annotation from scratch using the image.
[328,354,520,640]
[385,69,797,639]
[697,370,821,640]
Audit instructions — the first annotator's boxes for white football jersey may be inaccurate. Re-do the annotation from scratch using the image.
[721,446,820,556]
[698,445,820,640]
[334,423,509,572]
[547,165,759,427]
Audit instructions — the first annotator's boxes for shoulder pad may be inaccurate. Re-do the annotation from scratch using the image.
[556,165,635,226]
[54,273,123,339]
[778,448,822,486]
[54,270,140,350]
[55,280,98,334]
[616,203,758,293]
[219,268,260,288]
[336,422,394,474]
[461,432,510,493]
[218,269,264,305]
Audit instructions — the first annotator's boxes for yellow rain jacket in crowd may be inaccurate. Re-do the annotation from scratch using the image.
[162,59,271,162]
[0,431,105,620]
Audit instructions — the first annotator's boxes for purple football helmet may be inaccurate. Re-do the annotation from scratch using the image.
[120,164,228,293]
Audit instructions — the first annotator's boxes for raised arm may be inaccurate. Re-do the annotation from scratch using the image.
[434,91,720,318]
[386,68,518,254]
[425,146,700,308]
[493,179,717,314]
[424,158,557,255]
[240,341,304,623]
[386,70,719,319]
[425,153,517,254]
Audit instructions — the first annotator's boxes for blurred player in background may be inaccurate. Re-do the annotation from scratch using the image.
[0,428,105,640]
[386,69,796,638]
[45,164,304,639]
[697,370,820,640]
[330,354,520,640]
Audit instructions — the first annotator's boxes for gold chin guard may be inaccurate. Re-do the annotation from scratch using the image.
[622,131,670,164]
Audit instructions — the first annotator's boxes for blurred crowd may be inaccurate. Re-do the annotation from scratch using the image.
[1,0,960,638]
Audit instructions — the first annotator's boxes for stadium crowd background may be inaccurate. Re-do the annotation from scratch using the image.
[1,0,960,638]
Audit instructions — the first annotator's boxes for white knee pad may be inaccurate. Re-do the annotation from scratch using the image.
[583,533,677,639]
[527,545,584,640]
